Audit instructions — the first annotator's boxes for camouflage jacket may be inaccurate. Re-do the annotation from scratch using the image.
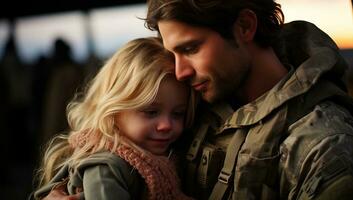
[183,21,353,200]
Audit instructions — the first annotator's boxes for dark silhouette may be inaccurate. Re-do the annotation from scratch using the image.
[39,38,85,145]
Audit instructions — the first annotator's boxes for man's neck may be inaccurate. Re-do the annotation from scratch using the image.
[237,46,288,104]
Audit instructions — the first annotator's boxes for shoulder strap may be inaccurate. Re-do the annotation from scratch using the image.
[208,128,247,200]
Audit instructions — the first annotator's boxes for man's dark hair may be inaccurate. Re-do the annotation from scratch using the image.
[145,0,284,48]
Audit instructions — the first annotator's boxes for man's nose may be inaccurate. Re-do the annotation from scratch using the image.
[156,116,172,132]
[175,55,194,81]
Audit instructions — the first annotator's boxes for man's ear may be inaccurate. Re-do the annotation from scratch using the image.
[232,9,257,42]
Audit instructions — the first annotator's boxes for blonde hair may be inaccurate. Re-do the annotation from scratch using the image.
[35,37,196,190]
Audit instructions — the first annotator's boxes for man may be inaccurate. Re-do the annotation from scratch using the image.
[42,0,353,199]
[145,0,353,199]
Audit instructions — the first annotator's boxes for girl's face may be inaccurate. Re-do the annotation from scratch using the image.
[116,75,189,155]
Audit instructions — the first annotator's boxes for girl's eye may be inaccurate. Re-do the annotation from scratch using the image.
[172,110,186,118]
[142,110,159,117]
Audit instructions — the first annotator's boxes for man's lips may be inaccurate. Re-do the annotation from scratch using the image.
[192,81,208,91]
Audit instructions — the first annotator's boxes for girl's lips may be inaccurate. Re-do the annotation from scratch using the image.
[150,138,169,142]
[149,138,171,143]
[149,138,171,147]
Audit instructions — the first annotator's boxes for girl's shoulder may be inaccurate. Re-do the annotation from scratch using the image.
[77,151,131,171]
[74,151,138,181]
[70,151,146,199]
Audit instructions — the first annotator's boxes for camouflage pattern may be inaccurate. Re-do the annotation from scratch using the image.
[184,21,353,199]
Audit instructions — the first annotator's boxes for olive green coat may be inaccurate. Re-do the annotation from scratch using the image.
[34,151,146,200]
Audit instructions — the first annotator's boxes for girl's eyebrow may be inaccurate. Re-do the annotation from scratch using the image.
[174,104,188,110]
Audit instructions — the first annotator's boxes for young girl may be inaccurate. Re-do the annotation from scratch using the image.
[33,37,196,200]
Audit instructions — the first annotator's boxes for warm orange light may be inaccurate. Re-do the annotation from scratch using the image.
[278,0,353,49]
[335,33,353,49]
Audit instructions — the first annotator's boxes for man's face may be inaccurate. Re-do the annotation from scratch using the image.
[158,20,250,103]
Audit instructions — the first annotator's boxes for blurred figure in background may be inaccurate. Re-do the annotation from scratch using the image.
[40,38,85,146]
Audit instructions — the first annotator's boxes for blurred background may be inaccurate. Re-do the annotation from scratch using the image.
[0,0,352,199]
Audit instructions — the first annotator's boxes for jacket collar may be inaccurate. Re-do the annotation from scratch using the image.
[212,47,340,131]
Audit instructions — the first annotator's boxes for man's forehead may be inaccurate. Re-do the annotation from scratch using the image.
[158,20,202,50]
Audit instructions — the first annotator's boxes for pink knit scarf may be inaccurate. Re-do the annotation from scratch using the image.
[69,132,193,200]
[113,144,193,200]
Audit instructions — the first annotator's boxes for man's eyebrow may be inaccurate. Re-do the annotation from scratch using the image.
[173,40,201,52]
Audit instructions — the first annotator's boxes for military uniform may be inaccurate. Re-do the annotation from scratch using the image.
[184,21,353,200]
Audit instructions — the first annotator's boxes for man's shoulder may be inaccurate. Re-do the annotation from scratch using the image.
[281,99,353,167]
[286,100,353,139]
[280,100,353,194]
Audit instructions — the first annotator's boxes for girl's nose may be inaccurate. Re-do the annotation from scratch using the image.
[156,116,172,132]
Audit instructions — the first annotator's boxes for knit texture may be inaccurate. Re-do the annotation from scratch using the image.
[113,144,193,200]
[69,132,193,200]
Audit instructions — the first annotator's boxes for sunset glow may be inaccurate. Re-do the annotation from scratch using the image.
[278,0,353,49]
